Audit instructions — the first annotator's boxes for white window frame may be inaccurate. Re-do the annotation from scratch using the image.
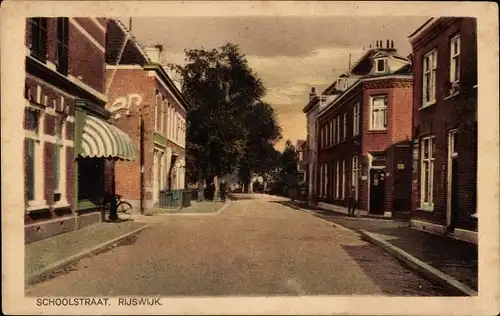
[336,115,340,143]
[351,155,359,200]
[353,103,360,136]
[52,115,68,207]
[343,113,347,140]
[154,92,160,132]
[324,163,328,198]
[375,58,386,73]
[420,135,435,210]
[422,49,437,107]
[370,95,388,131]
[335,161,340,199]
[341,160,346,199]
[450,35,461,84]
[329,120,333,146]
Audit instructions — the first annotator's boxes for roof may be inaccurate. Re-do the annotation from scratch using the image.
[408,17,436,41]
[109,19,151,64]
[302,95,320,113]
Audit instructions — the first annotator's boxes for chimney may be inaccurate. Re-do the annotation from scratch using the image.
[129,17,132,31]
[144,45,164,64]
[391,40,394,49]
[309,87,316,101]
[386,39,390,49]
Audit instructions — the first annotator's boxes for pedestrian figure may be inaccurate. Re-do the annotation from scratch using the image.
[219,180,227,202]
[348,185,357,217]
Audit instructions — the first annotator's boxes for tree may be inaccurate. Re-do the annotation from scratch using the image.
[278,140,300,199]
[238,101,282,192]
[170,43,266,187]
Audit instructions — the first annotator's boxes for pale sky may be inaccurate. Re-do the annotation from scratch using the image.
[123,16,429,150]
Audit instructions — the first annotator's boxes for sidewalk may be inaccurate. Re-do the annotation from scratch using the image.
[25,220,148,285]
[284,200,478,294]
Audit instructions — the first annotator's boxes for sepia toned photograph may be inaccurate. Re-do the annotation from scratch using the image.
[1,1,499,315]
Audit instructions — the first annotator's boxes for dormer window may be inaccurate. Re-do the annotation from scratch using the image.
[337,79,348,90]
[375,58,386,73]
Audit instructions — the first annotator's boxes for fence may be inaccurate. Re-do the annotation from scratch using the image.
[158,188,205,208]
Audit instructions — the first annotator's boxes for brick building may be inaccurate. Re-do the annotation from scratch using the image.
[24,18,137,243]
[315,41,414,217]
[105,19,189,211]
[408,17,478,244]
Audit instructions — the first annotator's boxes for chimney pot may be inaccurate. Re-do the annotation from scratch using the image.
[311,87,316,93]
[386,39,390,48]
[391,40,394,49]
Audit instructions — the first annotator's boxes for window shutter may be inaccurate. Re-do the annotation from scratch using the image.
[39,18,48,63]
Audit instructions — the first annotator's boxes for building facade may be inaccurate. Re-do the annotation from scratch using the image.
[303,88,320,202]
[105,19,188,211]
[408,18,478,244]
[316,41,414,217]
[24,18,137,243]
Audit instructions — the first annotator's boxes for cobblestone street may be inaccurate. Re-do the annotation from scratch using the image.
[26,194,452,296]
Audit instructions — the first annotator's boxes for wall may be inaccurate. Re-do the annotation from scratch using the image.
[105,68,155,204]
[410,17,478,232]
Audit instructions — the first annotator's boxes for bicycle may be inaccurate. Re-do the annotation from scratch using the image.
[103,194,133,221]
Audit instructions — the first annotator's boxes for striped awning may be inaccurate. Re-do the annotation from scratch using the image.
[80,114,138,161]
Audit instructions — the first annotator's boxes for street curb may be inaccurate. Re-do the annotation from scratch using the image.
[359,229,478,296]
[25,224,149,286]
[283,201,356,233]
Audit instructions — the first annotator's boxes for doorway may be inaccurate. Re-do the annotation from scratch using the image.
[447,130,459,233]
[369,169,386,214]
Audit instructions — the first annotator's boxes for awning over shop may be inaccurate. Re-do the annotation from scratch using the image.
[80,114,138,161]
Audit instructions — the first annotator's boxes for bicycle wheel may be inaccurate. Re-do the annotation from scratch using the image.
[116,201,133,220]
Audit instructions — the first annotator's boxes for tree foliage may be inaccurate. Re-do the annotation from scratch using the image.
[170,43,281,186]
[278,140,300,188]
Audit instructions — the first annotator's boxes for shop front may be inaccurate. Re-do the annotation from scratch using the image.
[74,100,138,224]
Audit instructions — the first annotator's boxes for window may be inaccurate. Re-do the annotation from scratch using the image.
[335,161,340,199]
[353,103,360,136]
[53,117,63,194]
[449,130,458,158]
[25,109,42,205]
[336,115,340,143]
[29,18,48,63]
[375,59,385,73]
[328,120,333,145]
[423,49,437,106]
[450,35,460,84]
[370,96,388,130]
[154,93,159,132]
[56,18,69,75]
[160,97,165,134]
[332,118,336,144]
[343,113,347,140]
[341,160,346,199]
[420,136,435,208]
[323,164,328,197]
[351,155,359,200]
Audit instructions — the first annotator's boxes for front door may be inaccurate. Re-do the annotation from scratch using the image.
[370,169,385,214]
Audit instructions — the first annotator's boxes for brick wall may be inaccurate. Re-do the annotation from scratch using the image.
[68,19,106,93]
[106,68,156,201]
[411,17,478,232]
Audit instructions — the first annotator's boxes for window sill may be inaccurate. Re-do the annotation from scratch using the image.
[417,206,434,212]
[418,102,436,110]
[444,92,460,100]
[367,130,387,134]
[470,213,478,219]
[26,200,50,213]
[53,200,70,209]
